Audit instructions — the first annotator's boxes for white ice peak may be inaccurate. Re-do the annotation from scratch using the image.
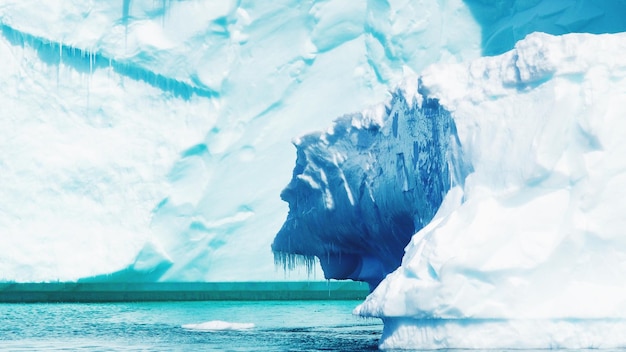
[355,31,626,349]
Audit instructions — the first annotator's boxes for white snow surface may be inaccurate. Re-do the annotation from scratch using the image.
[355,32,626,349]
[0,0,479,282]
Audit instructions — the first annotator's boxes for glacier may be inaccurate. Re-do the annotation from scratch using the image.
[0,0,480,282]
[4,0,520,283]
[4,0,626,349]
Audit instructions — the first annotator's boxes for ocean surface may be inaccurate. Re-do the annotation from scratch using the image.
[0,300,382,351]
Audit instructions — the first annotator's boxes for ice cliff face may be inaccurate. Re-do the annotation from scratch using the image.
[272,93,470,289]
[0,0,479,282]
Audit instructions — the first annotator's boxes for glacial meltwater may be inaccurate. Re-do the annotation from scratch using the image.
[0,300,381,351]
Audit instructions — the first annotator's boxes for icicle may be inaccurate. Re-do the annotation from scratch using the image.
[273,251,316,276]
[86,50,91,117]
[122,0,131,51]
[56,42,62,88]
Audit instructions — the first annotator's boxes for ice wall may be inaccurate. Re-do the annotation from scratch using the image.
[355,31,626,349]
[3,0,625,284]
[0,0,479,282]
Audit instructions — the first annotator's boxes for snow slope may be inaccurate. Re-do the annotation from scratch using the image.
[354,31,626,349]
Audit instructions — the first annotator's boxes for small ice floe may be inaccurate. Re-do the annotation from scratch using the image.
[181,320,255,331]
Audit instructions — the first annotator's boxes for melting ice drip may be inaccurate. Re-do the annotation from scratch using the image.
[272,89,469,290]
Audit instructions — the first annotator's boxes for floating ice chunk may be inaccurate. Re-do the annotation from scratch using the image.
[181,320,255,331]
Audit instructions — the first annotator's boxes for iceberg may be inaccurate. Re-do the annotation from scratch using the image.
[3,2,626,348]
[267,1,626,348]
[350,32,626,349]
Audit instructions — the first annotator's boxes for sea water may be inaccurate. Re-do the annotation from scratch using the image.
[0,300,381,351]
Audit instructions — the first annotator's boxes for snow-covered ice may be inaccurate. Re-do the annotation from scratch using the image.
[351,31,626,349]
